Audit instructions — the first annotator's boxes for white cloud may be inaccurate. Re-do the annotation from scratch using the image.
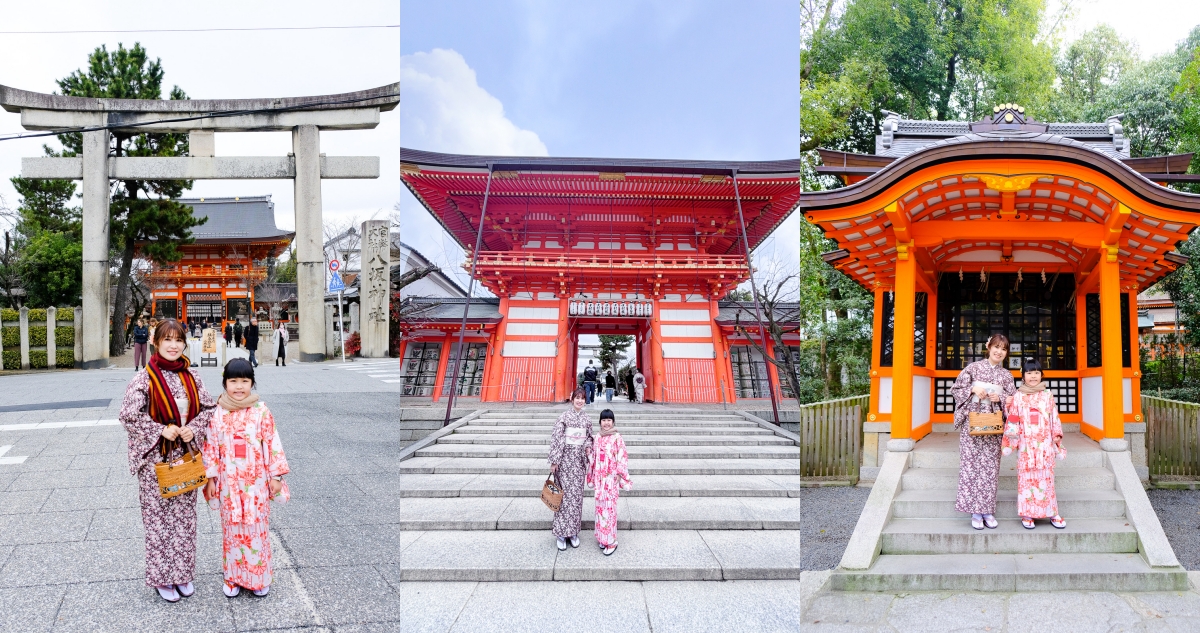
[400,49,548,156]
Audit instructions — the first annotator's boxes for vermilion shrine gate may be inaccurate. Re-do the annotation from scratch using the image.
[399,149,800,404]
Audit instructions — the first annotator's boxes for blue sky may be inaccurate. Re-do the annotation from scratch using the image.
[399,0,800,290]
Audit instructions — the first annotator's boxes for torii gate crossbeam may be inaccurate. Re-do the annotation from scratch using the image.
[0,83,399,367]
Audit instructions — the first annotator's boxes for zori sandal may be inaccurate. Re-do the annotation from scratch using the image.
[1022,518,1036,530]
[971,515,984,530]
[1051,516,1067,529]
[983,514,999,529]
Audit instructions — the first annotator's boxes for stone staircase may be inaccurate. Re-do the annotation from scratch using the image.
[833,432,1188,591]
[392,406,802,581]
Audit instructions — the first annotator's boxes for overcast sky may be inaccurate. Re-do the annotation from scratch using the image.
[400,0,801,294]
[1063,0,1200,57]
[0,0,399,235]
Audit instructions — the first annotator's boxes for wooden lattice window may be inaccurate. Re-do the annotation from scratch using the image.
[935,378,956,413]
[1121,293,1131,368]
[880,291,926,368]
[1086,294,1101,368]
[914,293,928,367]
[880,291,894,367]
[1046,378,1078,414]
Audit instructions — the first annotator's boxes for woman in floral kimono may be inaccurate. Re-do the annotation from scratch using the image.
[548,388,594,551]
[202,358,290,597]
[119,319,216,603]
[587,409,631,555]
[952,333,1016,530]
[1003,358,1067,529]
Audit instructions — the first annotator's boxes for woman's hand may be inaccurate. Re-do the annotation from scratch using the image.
[161,425,180,441]
[550,463,559,474]
[269,479,283,496]
[988,391,1001,403]
[204,480,217,499]
[178,426,195,443]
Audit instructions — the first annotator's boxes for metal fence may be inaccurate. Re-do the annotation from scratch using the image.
[798,394,867,483]
[1143,395,1200,478]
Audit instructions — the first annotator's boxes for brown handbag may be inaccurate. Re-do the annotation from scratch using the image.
[155,442,207,498]
[968,399,1005,436]
[541,473,564,512]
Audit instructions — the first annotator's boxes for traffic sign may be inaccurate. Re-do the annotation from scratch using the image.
[328,271,345,292]
[329,259,340,272]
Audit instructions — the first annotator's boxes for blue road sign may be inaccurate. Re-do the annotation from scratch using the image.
[328,271,345,292]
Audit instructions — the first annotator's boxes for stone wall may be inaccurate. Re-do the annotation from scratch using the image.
[399,407,476,446]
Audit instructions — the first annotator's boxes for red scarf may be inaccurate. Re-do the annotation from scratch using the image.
[146,353,200,456]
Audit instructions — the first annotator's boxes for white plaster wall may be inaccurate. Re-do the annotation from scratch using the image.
[1082,376,1104,431]
[662,343,715,359]
[662,324,713,338]
[879,377,893,414]
[505,322,558,336]
[660,309,709,322]
[509,307,559,320]
[503,341,556,357]
[912,375,932,430]
[1123,377,1133,414]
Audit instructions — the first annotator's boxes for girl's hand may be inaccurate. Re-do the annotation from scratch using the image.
[269,479,283,496]
[161,425,180,441]
[178,426,195,443]
[1005,395,1014,407]
[204,480,217,499]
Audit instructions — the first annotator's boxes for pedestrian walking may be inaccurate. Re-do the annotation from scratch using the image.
[548,388,594,551]
[118,318,216,603]
[148,318,158,357]
[604,370,616,403]
[202,358,290,598]
[625,371,636,402]
[583,361,598,404]
[273,322,289,366]
[633,367,646,403]
[587,409,630,556]
[233,321,244,349]
[245,318,260,367]
[952,333,1015,530]
[1003,357,1067,530]
[224,322,233,348]
[132,317,150,371]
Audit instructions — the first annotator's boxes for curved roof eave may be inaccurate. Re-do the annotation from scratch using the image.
[401,147,801,177]
[801,133,1200,214]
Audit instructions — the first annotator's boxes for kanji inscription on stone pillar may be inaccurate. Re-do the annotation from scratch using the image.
[360,220,391,358]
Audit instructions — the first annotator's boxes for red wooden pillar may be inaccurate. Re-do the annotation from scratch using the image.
[553,296,571,401]
[431,331,454,402]
[709,299,734,403]
[482,297,510,402]
[649,302,665,402]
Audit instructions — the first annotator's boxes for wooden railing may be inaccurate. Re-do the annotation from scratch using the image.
[1143,395,1200,479]
[798,394,867,483]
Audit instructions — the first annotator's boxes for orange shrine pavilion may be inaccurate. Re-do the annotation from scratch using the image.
[801,105,1200,456]
[399,149,800,404]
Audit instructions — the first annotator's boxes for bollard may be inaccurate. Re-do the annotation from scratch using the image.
[74,307,83,368]
[19,306,29,370]
[47,307,56,369]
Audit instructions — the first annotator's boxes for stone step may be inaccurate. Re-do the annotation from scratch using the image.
[384,473,800,498]
[900,467,1115,491]
[831,553,1188,592]
[911,447,1105,470]
[881,517,1138,555]
[478,411,741,419]
[892,489,1127,519]
[396,457,800,476]
[386,497,800,530]
[415,444,800,460]
[437,433,795,447]
[466,419,760,428]
[459,425,776,436]
[392,529,803,581]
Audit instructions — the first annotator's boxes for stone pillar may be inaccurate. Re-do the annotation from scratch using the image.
[46,307,56,369]
[349,302,360,336]
[360,220,391,358]
[74,307,83,367]
[81,129,111,369]
[293,125,325,362]
[19,306,30,370]
[324,304,336,358]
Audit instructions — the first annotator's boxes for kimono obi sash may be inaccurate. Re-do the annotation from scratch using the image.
[565,426,587,446]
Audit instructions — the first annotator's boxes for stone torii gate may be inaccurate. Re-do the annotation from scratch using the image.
[0,83,398,367]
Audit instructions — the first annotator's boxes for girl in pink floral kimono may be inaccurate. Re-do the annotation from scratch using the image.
[202,358,290,598]
[587,409,631,555]
[1003,358,1067,530]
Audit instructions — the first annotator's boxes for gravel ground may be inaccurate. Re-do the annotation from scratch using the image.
[1148,488,1200,570]
[796,485,871,570]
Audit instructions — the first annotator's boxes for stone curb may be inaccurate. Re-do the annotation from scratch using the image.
[731,410,801,446]
[1109,450,1183,569]
[837,449,909,571]
[398,408,486,463]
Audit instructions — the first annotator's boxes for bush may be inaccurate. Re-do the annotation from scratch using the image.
[1,308,17,322]
[56,308,74,322]
[345,331,362,357]
[29,350,47,369]
[56,348,75,368]
[28,325,46,347]
[56,326,74,347]
[27,308,47,323]
[2,350,17,370]
[1,326,16,348]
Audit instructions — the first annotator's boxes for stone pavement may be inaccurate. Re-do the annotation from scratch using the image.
[796,570,1200,632]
